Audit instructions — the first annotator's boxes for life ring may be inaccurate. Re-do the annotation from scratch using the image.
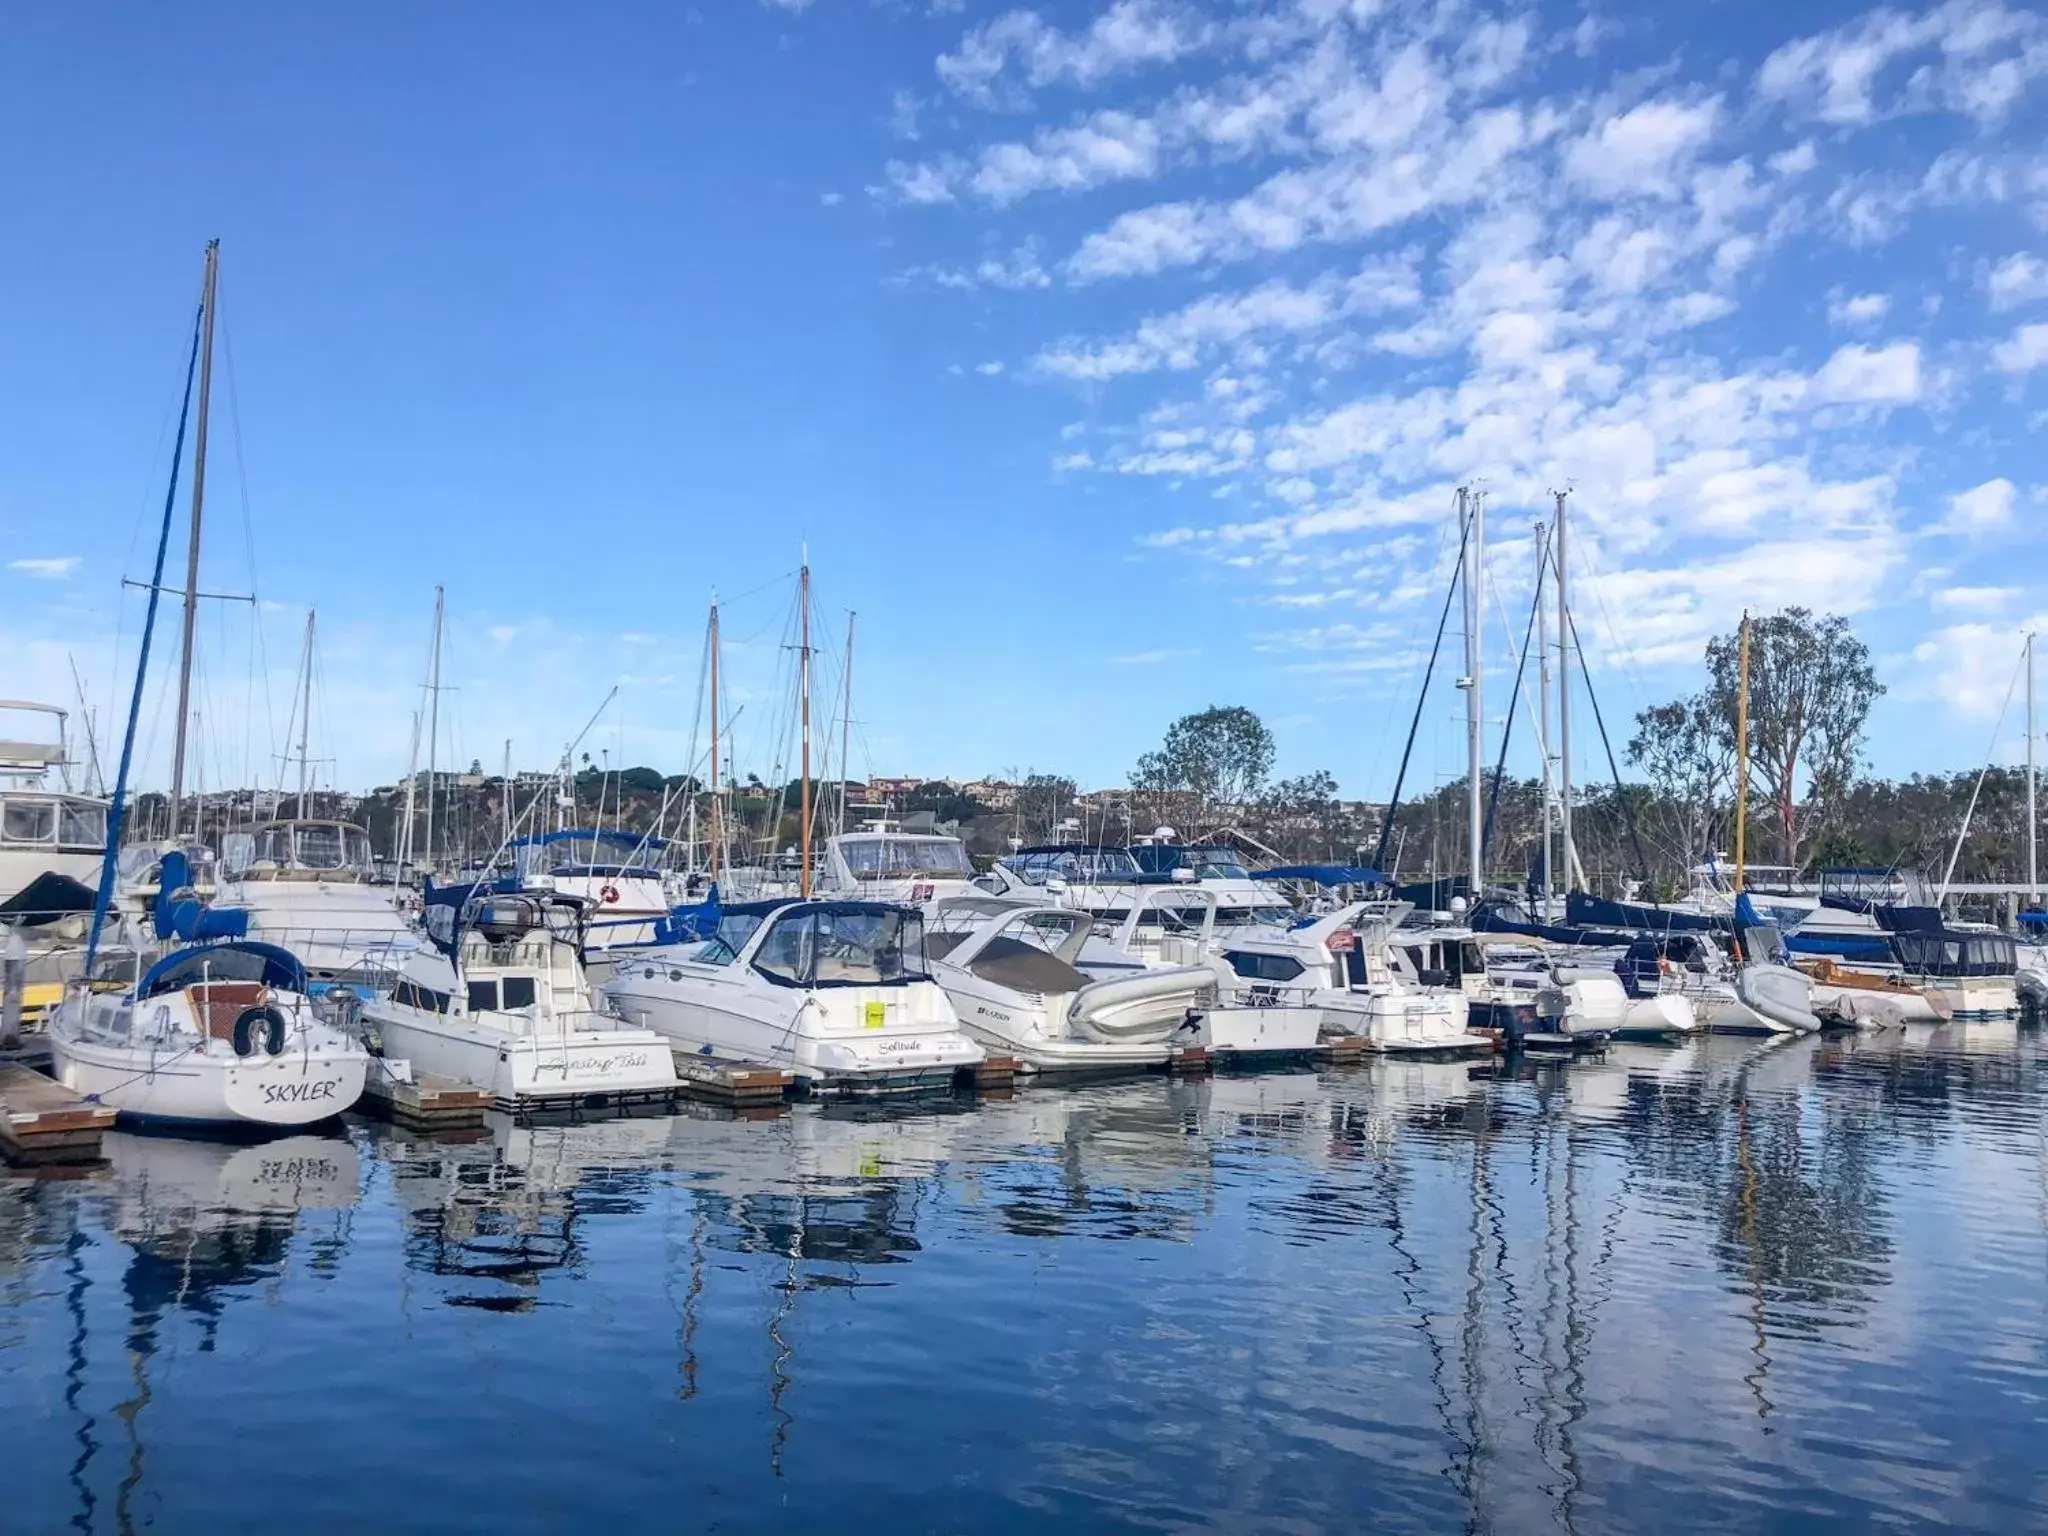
[232,1005,289,1058]
[600,884,622,905]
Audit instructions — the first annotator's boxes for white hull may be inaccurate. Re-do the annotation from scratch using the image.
[373,1009,679,1106]
[1196,1004,1322,1056]
[605,962,983,1091]
[1315,990,1493,1054]
[47,1024,367,1126]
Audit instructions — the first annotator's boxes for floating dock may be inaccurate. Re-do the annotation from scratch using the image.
[357,1069,493,1130]
[672,1054,796,1110]
[0,1063,116,1167]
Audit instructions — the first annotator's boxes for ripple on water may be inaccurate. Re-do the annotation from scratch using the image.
[1,1030,2046,1532]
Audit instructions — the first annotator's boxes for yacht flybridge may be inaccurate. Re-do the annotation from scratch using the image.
[0,700,108,929]
[974,843,1291,926]
[215,819,417,984]
[363,891,680,1109]
[600,899,984,1093]
[815,826,977,905]
[489,829,673,950]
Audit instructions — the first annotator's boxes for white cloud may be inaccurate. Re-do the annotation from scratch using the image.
[1828,291,1890,326]
[1812,341,1922,404]
[877,158,959,205]
[968,111,1164,203]
[1563,97,1720,200]
[819,191,844,206]
[1758,2,2048,127]
[889,89,922,141]
[8,557,79,579]
[1945,477,2016,532]
[937,1,1210,107]
[1988,253,2048,310]
[1993,322,2048,372]
[1931,584,2018,612]
[1109,647,1195,665]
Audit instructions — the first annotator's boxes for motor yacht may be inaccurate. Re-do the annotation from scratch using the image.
[483,829,674,950]
[213,820,418,985]
[362,890,680,1109]
[600,899,984,1093]
[813,824,978,905]
[924,897,1215,1074]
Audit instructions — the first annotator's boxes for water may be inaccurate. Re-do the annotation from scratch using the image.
[4,1028,2047,1534]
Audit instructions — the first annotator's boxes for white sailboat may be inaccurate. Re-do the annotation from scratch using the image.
[46,241,374,1126]
[361,890,679,1108]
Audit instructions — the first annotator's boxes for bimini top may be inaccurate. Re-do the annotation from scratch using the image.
[509,828,671,851]
[1253,864,1388,887]
[138,940,307,1001]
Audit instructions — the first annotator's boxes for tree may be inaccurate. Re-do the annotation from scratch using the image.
[1014,774,1078,842]
[1129,705,1275,827]
[1627,692,1733,865]
[1636,609,1882,869]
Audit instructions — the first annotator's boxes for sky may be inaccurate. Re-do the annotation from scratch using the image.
[1,0,2044,805]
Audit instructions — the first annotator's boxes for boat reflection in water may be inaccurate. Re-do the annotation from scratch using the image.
[2,1025,2046,1533]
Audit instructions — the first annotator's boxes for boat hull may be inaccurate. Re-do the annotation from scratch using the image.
[48,1028,367,1126]
[371,1009,680,1107]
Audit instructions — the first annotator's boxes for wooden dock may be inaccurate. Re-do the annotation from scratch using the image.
[672,1054,795,1109]
[1167,1045,1213,1075]
[0,1064,116,1167]
[357,1069,493,1130]
[961,1055,1018,1093]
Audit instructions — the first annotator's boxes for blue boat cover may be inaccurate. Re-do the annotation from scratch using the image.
[1252,865,1388,886]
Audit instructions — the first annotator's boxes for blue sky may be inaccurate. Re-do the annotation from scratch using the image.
[1,0,2044,803]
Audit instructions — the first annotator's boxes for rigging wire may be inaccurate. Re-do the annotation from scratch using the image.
[1372,491,1473,872]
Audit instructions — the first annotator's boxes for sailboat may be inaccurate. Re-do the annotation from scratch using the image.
[45,242,372,1126]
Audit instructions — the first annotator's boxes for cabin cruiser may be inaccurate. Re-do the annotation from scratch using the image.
[1201,902,1495,1054]
[45,939,370,1126]
[1126,835,1294,924]
[485,829,672,950]
[0,702,107,927]
[1074,887,1329,1058]
[925,898,1214,1074]
[600,899,984,1093]
[814,825,977,905]
[973,843,1290,928]
[362,890,680,1109]
[213,820,417,985]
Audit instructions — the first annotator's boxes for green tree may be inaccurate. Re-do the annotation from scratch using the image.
[1130,705,1275,827]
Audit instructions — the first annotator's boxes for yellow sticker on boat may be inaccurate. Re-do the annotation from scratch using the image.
[864,1001,886,1030]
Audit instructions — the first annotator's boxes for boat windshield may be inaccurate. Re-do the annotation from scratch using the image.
[1004,848,1143,886]
[693,911,767,966]
[519,834,664,877]
[232,822,373,874]
[1182,847,1251,879]
[839,836,973,880]
[751,906,931,987]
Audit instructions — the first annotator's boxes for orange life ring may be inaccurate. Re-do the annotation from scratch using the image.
[600,883,622,905]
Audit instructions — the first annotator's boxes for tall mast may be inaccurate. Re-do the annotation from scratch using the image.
[799,560,813,898]
[1460,487,1484,896]
[422,584,445,873]
[2027,629,2038,903]
[168,239,219,834]
[502,738,513,846]
[295,609,316,809]
[399,709,421,871]
[708,599,723,880]
[1534,520,1553,914]
[836,611,856,839]
[1734,611,1751,894]
[1554,488,1575,889]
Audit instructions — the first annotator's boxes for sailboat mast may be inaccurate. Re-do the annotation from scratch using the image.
[836,611,855,840]
[2028,629,2037,903]
[799,562,813,898]
[1462,487,1484,896]
[708,600,723,880]
[1534,520,1553,912]
[1734,611,1751,893]
[168,238,219,835]
[1554,488,1575,888]
[295,610,315,810]
[423,585,445,874]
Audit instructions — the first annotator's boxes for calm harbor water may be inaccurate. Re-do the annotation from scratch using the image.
[4,1028,2047,1534]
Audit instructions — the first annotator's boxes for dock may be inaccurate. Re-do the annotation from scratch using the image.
[0,1063,116,1167]
[672,1054,796,1109]
[356,1068,493,1131]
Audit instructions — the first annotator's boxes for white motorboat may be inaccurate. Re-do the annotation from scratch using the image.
[1083,888,1369,1059]
[814,824,979,906]
[214,820,419,983]
[601,899,984,1093]
[45,940,370,1126]
[0,701,107,931]
[925,898,1214,1074]
[972,842,1292,928]
[486,829,673,950]
[361,891,680,1109]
